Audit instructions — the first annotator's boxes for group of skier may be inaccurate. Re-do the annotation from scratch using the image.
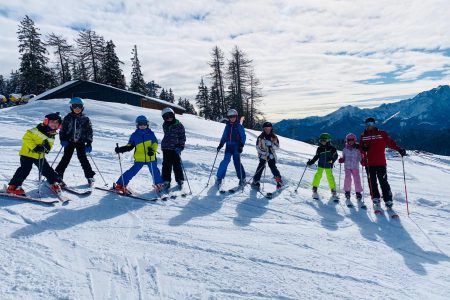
[4,97,407,213]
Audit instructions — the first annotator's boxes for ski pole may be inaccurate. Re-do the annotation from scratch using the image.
[361,163,365,202]
[206,150,219,187]
[116,143,125,188]
[261,162,267,192]
[401,156,410,216]
[294,164,308,193]
[365,151,375,202]
[179,155,193,195]
[239,152,245,192]
[88,153,108,187]
[338,163,342,196]
[37,152,44,198]
[50,146,63,168]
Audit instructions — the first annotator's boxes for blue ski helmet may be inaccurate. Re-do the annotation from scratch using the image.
[69,97,84,106]
[135,115,149,127]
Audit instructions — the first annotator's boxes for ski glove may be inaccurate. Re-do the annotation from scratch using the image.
[360,159,367,167]
[61,140,69,148]
[338,157,344,164]
[147,147,155,156]
[115,145,128,154]
[217,143,224,152]
[85,143,92,154]
[306,159,312,166]
[33,145,45,153]
[399,148,407,157]
[175,147,183,156]
[238,143,244,153]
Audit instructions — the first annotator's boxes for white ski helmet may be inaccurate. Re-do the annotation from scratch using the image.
[161,107,175,118]
[227,109,238,117]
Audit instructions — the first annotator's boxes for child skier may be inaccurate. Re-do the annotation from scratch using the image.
[251,121,283,190]
[161,107,186,190]
[114,115,164,193]
[338,133,364,207]
[216,109,246,188]
[307,133,339,201]
[6,112,63,195]
[55,97,95,186]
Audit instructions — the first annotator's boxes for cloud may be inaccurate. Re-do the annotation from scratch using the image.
[0,0,450,121]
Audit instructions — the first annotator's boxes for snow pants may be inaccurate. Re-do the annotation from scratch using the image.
[365,165,392,202]
[312,167,336,190]
[343,168,363,193]
[253,158,281,182]
[216,145,246,180]
[10,155,60,186]
[162,149,184,183]
[55,142,95,179]
[116,161,163,186]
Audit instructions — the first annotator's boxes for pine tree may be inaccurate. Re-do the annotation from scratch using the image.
[146,80,161,98]
[46,33,74,84]
[226,46,252,126]
[76,29,105,82]
[5,70,22,95]
[159,88,167,101]
[0,75,6,95]
[177,97,197,115]
[247,69,263,128]
[167,88,175,103]
[71,59,89,81]
[17,15,53,94]
[208,46,226,117]
[129,45,149,94]
[100,40,125,88]
[195,78,211,118]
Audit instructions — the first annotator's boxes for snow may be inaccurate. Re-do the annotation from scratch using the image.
[1,99,450,299]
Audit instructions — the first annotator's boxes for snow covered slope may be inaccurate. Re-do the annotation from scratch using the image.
[0,99,449,299]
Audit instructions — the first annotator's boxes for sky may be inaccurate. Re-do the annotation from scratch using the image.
[1,0,450,121]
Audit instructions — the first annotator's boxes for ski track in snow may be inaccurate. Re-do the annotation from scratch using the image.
[0,99,450,299]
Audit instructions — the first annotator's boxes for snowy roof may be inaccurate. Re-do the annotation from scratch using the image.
[33,80,185,111]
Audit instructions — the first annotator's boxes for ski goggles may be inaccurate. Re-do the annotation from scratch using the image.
[162,112,174,120]
[137,122,148,126]
[347,138,356,142]
[365,121,375,127]
[72,104,83,109]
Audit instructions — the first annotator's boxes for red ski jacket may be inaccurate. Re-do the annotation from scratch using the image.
[359,128,401,166]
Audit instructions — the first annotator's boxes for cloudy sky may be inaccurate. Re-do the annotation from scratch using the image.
[1,0,450,121]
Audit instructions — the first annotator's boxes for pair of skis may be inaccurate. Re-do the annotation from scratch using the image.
[0,183,72,206]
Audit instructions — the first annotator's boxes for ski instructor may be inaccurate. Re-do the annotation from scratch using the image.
[360,117,406,211]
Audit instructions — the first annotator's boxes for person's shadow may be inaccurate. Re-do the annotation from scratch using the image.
[11,192,148,238]
[350,210,450,275]
[168,186,224,227]
[305,198,344,231]
[233,188,269,227]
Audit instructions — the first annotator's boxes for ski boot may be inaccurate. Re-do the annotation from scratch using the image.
[215,178,223,189]
[251,180,261,190]
[344,191,353,207]
[330,189,339,203]
[373,198,382,214]
[162,181,171,192]
[177,180,184,191]
[356,192,366,209]
[385,200,394,211]
[114,183,129,194]
[239,178,247,187]
[50,182,62,194]
[312,187,319,200]
[87,177,95,187]
[275,176,283,190]
[6,185,26,196]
